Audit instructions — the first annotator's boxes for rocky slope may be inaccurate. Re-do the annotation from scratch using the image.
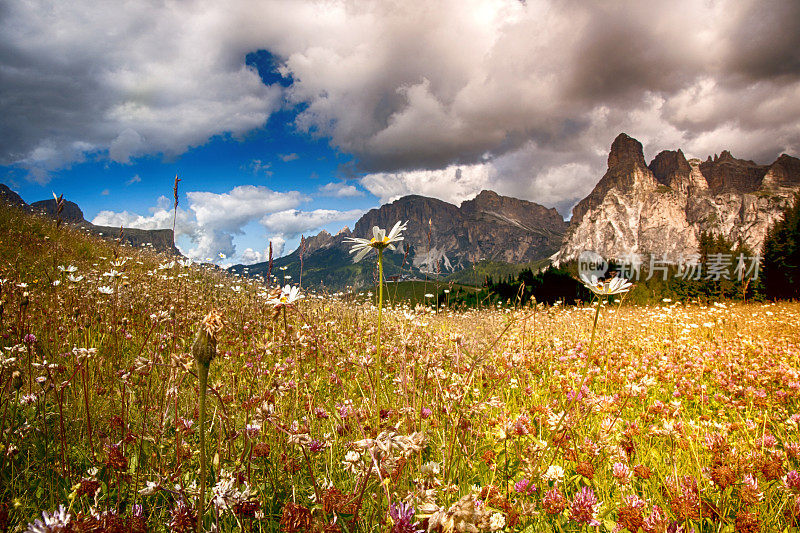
[555,134,800,263]
[230,191,566,289]
[0,186,181,256]
[353,190,566,271]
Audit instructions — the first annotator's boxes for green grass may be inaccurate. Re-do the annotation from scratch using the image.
[348,280,483,307]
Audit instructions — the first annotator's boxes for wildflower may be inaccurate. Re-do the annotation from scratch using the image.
[634,464,652,479]
[24,505,71,532]
[280,502,313,533]
[576,461,595,480]
[489,512,505,531]
[388,502,423,533]
[617,495,645,532]
[168,501,195,533]
[579,273,633,295]
[138,480,159,495]
[642,505,670,532]
[786,470,800,493]
[342,450,361,473]
[543,465,565,483]
[569,486,600,526]
[266,284,304,308]
[309,439,326,453]
[735,510,760,533]
[514,478,536,495]
[192,309,223,531]
[97,286,113,295]
[612,461,632,484]
[542,486,566,515]
[345,221,407,262]
[740,474,763,504]
[710,464,736,489]
[426,493,490,533]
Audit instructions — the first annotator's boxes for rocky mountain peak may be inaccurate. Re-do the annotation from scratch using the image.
[0,184,26,208]
[763,154,800,188]
[649,149,692,191]
[31,198,85,224]
[556,133,800,264]
[699,151,767,193]
[301,230,333,255]
[608,133,647,171]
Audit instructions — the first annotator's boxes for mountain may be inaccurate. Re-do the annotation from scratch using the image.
[0,185,181,256]
[555,133,800,263]
[230,191,567,289]
[354,190,566,270]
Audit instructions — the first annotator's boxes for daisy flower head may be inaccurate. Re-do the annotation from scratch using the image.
[345,221,408,263]
[267,285,304,308]
[579,273,633,296]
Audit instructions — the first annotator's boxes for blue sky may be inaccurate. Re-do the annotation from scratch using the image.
[2,0,799,264]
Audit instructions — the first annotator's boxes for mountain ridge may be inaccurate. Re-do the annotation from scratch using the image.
[0,186,181,256]
[555,133,800,263]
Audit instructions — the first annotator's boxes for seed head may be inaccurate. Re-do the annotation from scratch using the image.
[192,310,223,367]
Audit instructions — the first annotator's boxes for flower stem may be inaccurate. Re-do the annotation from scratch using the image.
[197,360,209,532]
[543,299,602,471]
[377,248,384,361]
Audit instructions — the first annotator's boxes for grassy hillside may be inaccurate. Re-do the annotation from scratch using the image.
[2,203,800,531]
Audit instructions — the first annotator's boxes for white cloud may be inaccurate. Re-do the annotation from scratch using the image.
[278,153,299,162]
[360,164,493,206]
[126,174,141,185]
[318,181,364,198]
[187,185,307,230]
[260,208,363,238]
[239,247,268,264]
[92,195,199,239]
[92,185,310,263]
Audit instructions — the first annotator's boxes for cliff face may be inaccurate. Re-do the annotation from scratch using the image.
[556,134,800,262]
[353,190,567,271]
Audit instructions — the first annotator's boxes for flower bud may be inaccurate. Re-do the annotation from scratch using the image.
[11,371,22,391]
[192,310,223,368]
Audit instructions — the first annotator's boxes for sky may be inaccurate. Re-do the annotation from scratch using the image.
[2,0,800,265]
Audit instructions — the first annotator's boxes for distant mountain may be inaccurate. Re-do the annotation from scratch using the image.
[230,190,567,290]
[555,133,800,263]
[0,185,181,256]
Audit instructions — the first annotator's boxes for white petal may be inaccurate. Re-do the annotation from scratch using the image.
[353,246,372,263]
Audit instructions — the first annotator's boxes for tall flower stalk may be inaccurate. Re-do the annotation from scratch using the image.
[544,273,632,469]
[191,310,223,532]
[345,221,407,361]
[172,174,181,248]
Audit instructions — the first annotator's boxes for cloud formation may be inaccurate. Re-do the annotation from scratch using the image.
[318,181,364,198]
[4,0,800,210]
[260,208,364,239]
[92,186,360,262]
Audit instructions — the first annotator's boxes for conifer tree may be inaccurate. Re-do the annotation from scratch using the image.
[762,192,800,299]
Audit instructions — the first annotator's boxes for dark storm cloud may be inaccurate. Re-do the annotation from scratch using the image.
[2,0,800,210]
[724,0,800,81]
